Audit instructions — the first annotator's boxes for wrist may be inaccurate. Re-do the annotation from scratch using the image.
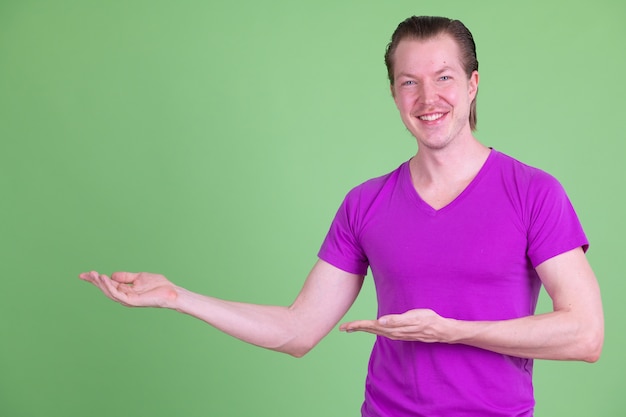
[162,285,184,311]
[168,286,201,314]
[443,318,466,344]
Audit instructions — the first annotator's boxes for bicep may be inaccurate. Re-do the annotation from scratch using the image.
[289,259,365,342]
[535,247,604,361]
[535,247,602,316]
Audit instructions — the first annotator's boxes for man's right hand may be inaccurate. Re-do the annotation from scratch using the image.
[79,271,178,309]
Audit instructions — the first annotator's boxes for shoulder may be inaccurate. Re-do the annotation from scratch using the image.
[332,162,408,227]
[491,150,564,194]
[491,150,578,230]
[490,151,589,265]
[344,162,407,204]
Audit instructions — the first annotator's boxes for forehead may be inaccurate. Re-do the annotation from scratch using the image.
[393,35,464,75]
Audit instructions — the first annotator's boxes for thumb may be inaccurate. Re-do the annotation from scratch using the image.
[110,271,139,283]
[378,313,407,327]
[378,315,393,326]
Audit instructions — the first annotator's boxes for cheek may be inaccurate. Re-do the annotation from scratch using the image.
[394,92,416,112]
[441,87,463,107]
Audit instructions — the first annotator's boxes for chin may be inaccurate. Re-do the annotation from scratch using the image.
[416,136,454,151]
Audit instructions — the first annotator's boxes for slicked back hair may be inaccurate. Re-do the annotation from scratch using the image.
[385,16,479,131]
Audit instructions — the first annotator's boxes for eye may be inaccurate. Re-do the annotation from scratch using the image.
[439,75,451,81]
[400,80,416,86]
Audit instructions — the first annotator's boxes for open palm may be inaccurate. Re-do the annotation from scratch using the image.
[79,271,178,308]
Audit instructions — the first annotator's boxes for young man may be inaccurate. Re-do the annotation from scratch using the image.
[80,16,604,417]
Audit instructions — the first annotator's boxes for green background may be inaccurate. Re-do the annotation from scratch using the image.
[1,0,624,415]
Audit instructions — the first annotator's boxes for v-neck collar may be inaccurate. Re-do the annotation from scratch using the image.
[401,148,497,216]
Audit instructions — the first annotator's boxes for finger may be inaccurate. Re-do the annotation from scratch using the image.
[88,272,120,299]
[98,275,132,305]
[341,325,389,337]
[78,271,99,282]
[92,273,116,297]
[342,317,397,330]
[340,320,380,332]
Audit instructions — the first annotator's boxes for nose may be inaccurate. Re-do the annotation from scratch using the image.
[420,81,438,104]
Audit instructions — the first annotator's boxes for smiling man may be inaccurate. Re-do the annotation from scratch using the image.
[80,16,603,417]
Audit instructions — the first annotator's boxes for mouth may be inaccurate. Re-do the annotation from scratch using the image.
[417,112,446,122]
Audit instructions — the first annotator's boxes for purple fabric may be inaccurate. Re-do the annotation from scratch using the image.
[318,149,588,417]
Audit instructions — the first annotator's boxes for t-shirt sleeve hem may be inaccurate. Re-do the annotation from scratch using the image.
[317,252,368,276]
[530,240,589,269]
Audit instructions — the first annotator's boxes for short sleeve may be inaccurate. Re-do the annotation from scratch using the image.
[525,171,588,267]
[318,189,369,276]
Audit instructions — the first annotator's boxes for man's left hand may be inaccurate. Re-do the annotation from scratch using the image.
[339,309,453,343]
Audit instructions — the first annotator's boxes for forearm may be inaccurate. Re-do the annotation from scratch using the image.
[446,249,603,361]
[171,287,312,357]
[448,309,603,362]
[342,305,603,362]
[80,262,364,357]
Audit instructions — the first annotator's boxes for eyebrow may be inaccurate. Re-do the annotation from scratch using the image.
[396,65,458,79]
[435,65,456,75]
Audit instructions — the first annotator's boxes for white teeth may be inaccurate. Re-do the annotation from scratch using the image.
[418,113,444,121]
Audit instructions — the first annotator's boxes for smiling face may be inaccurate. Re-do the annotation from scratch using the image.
[391,35,479,151]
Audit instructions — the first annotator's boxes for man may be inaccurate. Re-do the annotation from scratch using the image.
[80,16,604,416]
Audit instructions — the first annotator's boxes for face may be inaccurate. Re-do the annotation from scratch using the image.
[391,35,478,151]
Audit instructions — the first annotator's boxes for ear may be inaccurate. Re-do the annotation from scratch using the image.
[390,83,396,99]
[468,70,479,100]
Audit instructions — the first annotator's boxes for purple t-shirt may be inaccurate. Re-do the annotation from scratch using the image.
[318,149,588,417]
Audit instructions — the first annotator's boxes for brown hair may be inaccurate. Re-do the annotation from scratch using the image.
[385,16,479,130]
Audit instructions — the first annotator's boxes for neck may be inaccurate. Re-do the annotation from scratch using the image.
[410,136,490,186]
[408,138,491,210]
